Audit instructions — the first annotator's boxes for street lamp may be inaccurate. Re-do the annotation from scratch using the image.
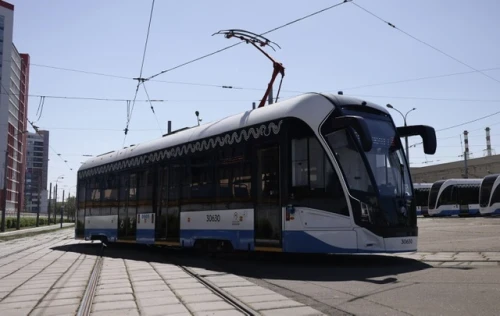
[386,104,416,163]
[53,175,64,224]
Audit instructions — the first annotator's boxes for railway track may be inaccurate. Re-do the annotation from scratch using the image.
[75,241,258,316]
[0,235,65,264]
[179,265,258,316]
[76,243,105,316]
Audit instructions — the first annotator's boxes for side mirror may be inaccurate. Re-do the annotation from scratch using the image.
[397,125,437,155]
[332,116,373,152]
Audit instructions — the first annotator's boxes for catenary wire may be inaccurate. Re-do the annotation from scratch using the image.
[145,0,351,81]
[350,1,500,85]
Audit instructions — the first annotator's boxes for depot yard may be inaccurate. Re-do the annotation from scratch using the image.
[0,217,499,316]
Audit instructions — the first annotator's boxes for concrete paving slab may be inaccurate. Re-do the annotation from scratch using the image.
[249,299,305,311]
[180,293,222,304]
[140,303,190,315]
[36,297,82,308]
[96,287,133,296]
[90,308,140,316]
[186,301,235,312]
[93,293,135,303]
[194,311,244,316]
[136,296,180,307]
[168,281,206,290]
[238,293,292,304]
[92,300,137,312]
[0,307,33,316]
[135,290,177,300]
[260,306,326,316]
[30,303,80,316]
[174,288,213,296]
[133,284,171,293]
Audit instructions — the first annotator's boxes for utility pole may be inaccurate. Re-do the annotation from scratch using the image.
[54,184,57,224]
[1,151,7,232]
[36,173,40,227]
[464,150,469,178]
[47,182,52,225]
[60,189,64,228]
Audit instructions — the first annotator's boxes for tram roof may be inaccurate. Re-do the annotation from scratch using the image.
[78,92,388,174]
[440,178,483,186]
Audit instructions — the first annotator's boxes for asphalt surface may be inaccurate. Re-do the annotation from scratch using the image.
[0,217,499,316]
[172,217,500,316]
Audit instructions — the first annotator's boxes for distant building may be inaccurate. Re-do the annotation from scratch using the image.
[411,154,500,183]
[25,131,49,213]
[0,1,30,215]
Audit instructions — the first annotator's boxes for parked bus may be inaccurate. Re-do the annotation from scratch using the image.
[76,93,436,254]
[413,183,432,217]
[428,179,481,217]
[479,174,500,216]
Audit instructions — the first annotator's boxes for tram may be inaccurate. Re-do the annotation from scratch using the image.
[479,174,500,216]
[76,93,436,254]
[427,179,481,217]
[413,183,432,217]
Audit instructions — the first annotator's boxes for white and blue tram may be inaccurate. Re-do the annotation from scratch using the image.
[413,183,432,217]
[427,179,482,217]
[479,174,500,216]
[76,93,436,254]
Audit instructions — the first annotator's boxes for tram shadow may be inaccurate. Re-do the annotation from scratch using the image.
[52,242,435,284]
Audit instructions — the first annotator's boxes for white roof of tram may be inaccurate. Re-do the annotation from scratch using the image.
[78,93,389,173]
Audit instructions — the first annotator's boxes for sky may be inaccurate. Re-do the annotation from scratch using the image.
[6,0,500,197]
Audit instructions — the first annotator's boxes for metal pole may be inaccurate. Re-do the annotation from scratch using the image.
[36,175,40,227]
[252,102,256,110]
[54,184,57,224]
[67,192,70,220]
[48,182,52,225]
[60,189,64,228]
[16,190,20,230]
[1,151,7,232]
[464,151,469,178]
[404,119,409,164]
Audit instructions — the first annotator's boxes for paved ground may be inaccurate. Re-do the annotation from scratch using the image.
[0,228,325,315]
[0,217,499,315]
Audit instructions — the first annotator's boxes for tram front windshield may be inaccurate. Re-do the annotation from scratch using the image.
[325,112,413,226]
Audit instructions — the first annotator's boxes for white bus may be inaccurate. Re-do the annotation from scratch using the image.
[479,174,500,216]
[428,179,481,217]
[413,183,432,217]
[76,93,436,254]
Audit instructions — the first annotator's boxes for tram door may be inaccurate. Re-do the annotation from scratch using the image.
[155,167,168,241]
[254,145,282,250]
[155,164,181,245]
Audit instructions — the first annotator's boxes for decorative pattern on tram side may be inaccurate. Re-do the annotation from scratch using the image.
[79,120,283,179]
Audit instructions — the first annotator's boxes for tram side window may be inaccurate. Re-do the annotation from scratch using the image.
[77,180,86,209]
[215,144,253,210]
[437,186,454,207]
[137,169,154,214]
[76,179,86,237]
[490,185,500,206]
[102,174,119,215]
[191,154,215,210]
[458,186,480,205]
[290,137,348,216]
[168,163,182,212]
[86,176,102,216]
